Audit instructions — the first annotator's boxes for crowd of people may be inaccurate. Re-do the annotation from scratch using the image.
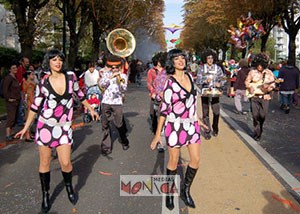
[1,47,299,212]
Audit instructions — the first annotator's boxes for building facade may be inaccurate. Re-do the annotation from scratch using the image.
[0,4,20,52]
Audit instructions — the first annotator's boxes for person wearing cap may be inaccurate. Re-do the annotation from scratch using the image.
[245,53,275,141]
[99,55,129,155]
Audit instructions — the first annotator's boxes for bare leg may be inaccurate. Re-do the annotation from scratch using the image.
[39,146,52,172]
[56,144,73,172]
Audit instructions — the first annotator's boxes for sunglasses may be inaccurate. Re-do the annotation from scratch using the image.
[107,65,120,69]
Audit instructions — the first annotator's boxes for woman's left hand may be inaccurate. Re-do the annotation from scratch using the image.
[90,109,100,121]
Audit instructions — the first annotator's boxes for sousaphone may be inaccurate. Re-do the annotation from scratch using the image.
[106,28,136,57]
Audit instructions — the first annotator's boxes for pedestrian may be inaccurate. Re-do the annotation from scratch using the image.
[135,59,144,87]
[196,49,225,139]
[16,57,30,126]
[233,59,250,114]
[22,70,37,142]
[147,52,165,134]
[150,49,208,210]
[84,62,101,95]
[245,53,275,141]
[278,59,299,114]
[3,61,21,141]
[98,55,129,156]
[15,49,99,213]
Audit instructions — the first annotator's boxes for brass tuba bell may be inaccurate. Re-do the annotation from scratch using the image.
[106,28,136,57]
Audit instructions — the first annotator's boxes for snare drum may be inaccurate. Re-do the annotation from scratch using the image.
[201,87,223,97]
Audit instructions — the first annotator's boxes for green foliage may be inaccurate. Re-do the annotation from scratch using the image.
[0,46,20,68]
[32,49,46,64]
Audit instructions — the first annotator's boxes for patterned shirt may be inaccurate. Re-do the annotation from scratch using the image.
[154,69,168,102]
[245,68,275,100]
[99,70,127,105]
[196,64,225,88]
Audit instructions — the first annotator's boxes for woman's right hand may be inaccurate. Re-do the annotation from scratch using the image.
[15,128,27,140]
[150,135,162,150]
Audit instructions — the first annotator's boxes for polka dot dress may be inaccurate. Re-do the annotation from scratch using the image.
[30,71,85,148]
[160,73,201,148]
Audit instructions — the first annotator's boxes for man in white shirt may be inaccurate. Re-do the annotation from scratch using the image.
[84,62,101,92]
[98,55,129,155]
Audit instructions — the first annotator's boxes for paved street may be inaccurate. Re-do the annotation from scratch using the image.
[0,75,300,213]
[220,92,300,185]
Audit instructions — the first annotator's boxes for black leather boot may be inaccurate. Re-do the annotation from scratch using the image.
[39,172,51,213]
[166,168,177,210]
[61,171,77,205]
[181,165,198,208]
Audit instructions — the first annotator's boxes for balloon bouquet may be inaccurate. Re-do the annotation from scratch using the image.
[228,14,265,52]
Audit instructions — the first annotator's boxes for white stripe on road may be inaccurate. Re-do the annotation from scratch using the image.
[220,109,300,197]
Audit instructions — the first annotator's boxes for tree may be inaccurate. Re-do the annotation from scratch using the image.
[89,0,165,62]
[0,0,49,58]
[280,0,300,66]
[55,0,91,68]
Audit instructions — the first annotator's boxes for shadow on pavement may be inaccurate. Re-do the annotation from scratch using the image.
[73,144,102,193]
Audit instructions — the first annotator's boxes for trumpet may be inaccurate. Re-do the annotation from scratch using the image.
[111,72,125,84]
[117,76,125,84]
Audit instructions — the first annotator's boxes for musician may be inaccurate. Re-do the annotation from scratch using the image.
[99,55,129,155]
[196,49,225,139]
[245,53,275,141]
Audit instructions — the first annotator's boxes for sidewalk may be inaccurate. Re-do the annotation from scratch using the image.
[180,114,300,213]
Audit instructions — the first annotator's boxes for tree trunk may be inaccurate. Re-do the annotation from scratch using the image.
[12,1,49,59]
[92,21,101,63]
[288,33,297,66]
[230,45,237,60]
[260,32,270,53]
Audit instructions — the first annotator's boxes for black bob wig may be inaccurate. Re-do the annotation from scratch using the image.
[42,49,66,72]
[165,49,187,75]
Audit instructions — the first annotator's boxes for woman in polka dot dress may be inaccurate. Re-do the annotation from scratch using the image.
[150,49,208,210]
[16,49,99,213]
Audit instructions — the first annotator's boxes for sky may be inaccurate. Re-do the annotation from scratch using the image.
[163,0,184,49]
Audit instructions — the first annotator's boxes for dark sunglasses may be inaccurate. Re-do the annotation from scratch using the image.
[107,65,120,69]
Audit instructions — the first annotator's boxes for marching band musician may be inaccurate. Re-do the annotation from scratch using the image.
[99,55,129,155]
[245,53,275,141]
[196,49,225,140]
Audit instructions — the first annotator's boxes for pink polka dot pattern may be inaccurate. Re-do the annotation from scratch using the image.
[160,73,201,148]
[40,128,51,143]
[33,71,85,148]
[54,106,63,117]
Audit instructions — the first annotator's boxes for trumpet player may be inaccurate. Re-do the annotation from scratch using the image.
[99,55,129,155]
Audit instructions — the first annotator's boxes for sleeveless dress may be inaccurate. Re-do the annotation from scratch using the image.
[160,73,201,148]
[30,71,85,148]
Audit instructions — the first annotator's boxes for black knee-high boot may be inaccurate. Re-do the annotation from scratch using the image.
[39,172,51,213]
[181,165,198,208]
[166,168,177,210]
[61,171,77,205]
